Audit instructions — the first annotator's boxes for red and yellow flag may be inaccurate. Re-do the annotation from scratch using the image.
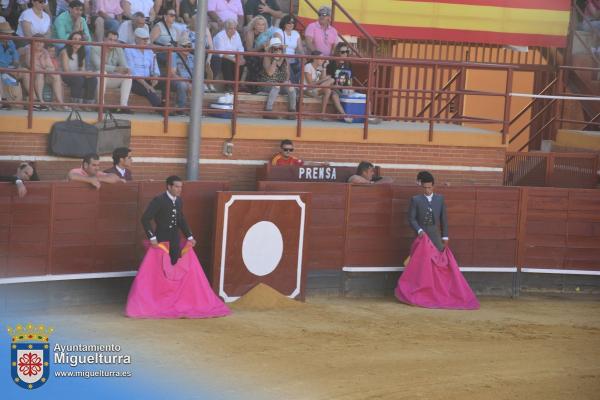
[299,0,571,47]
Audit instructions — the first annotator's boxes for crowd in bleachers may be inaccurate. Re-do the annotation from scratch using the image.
[0,0,357,119]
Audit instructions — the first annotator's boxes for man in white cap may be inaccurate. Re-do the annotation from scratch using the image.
[305,5,338,56]
[258,36,296,119]
[124,27,162,108]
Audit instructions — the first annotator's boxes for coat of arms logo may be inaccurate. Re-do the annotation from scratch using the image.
[7,323,53,390]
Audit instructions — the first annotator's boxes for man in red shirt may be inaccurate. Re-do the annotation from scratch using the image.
[270,139,304,166]
[67,153,125,189]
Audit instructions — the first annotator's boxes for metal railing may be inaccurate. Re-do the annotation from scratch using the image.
[504,152,599,188]
[508,65,600,152]
[2,35,597,144]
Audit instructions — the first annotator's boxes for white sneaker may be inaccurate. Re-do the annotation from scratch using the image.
[344,117,354,123]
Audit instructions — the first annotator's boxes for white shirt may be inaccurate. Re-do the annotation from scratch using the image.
[115,165,127,177]
[303,62,320,85]
[213,29,244,57]
[276,29,300,58]
[166,190,177,204]
[16,8,52,37]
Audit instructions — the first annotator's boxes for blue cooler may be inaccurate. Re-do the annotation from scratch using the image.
[209,102,233,119]
[340,93,366,123]
[209,94,234,119]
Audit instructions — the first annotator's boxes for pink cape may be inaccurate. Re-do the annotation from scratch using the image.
[394,235,479,310]
[125,242,231,318]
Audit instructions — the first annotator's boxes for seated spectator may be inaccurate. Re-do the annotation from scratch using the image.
[54,0,78,17]
[258,37,296,119]
[326,42,353,95]
[245,15,280,52]
[348,161,392,184]
[154,0,180,22]
[59,30,97,105]
[117,11,148,44]
[68,153,125,188]
[16,0,52,38]
[0,23,26,109]
[93,0,123,42]
[180,0,196,25]
[90,30,132,113]
[0,162,35,198]
[276,15,303,84]
[18,34,66,110]
[52,0,91,48]
[244,0,282,26]
[305,5,338,56]
[104,147,133,180]
[270,139,303,166]
[244,15,269,85]
[0,2,14,26]
[207,0,244,36]
[121,0,155,22]
[151,8,188,67]
[172,36,193,114]
[211,19,245,91]
[124,27,162,108]
[303,50,350,121]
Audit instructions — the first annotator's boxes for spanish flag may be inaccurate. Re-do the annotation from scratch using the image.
[299,0,571,47]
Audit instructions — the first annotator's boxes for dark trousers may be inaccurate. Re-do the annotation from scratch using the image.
[62,75,97,100]
[131,79,162,107]
[211,57,238,90]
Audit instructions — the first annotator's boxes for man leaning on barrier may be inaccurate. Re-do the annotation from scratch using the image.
[0,162,35,198]
[68,153,125,189]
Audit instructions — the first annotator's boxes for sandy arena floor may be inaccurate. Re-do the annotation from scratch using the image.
[27,293,600,400]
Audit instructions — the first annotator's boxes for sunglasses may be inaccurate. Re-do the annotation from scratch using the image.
[282,148,294,152]
[167,13,177,17]
[340,50,350,54]
[271,48,283,52]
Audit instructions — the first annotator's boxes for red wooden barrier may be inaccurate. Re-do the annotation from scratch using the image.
[261,182,599,272]
[0,181,228,279]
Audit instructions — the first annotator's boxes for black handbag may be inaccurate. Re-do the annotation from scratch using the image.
[48,110,99,157]
[95,111,131,155]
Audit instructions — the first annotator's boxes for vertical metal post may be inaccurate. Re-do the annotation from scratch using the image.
[428,65,437,142]
[97,41,106,121]
[232,52,240,138]
[164,47,172,133]
[364,59,373,140]
[296,54,304,138]
[186,0,208,180]
[27,39,36,129]
[502,68,514,145]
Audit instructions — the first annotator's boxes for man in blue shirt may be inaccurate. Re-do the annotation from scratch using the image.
[0,22,25,109]
[124,27,162,108]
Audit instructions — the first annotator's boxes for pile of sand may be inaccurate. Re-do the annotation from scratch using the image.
[231,283,304,310]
